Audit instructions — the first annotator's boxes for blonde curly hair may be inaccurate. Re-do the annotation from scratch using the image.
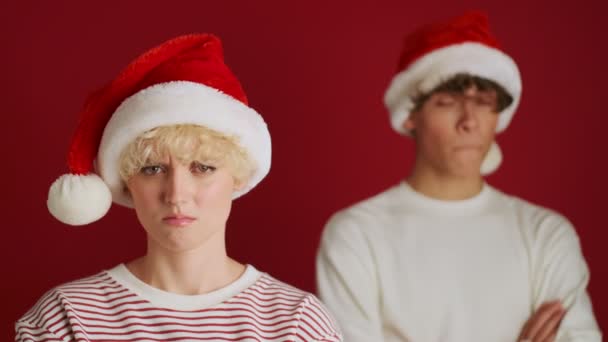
[119,124,256,188]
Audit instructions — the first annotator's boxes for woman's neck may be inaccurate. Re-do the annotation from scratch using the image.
[126,237,245,295]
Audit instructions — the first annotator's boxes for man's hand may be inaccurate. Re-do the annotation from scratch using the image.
[518,301,566,342]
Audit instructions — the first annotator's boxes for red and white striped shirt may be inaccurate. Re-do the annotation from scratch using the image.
[16,264,342,342]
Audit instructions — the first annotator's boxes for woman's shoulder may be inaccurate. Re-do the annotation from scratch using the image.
[233,272,343,341]
[15,268,123,341]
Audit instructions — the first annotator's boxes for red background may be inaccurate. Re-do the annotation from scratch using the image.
[3,1,606,338]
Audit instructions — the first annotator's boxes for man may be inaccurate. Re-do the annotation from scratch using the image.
[316,11,601,342]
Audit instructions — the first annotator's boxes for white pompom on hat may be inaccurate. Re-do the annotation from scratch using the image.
[384,11,522,175]
[48,34,271,226]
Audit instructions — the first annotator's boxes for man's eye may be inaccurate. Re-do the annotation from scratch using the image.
[476,97,495,106]
[192,162,216,173]
[140,165,164,175]
[435,94,457,106]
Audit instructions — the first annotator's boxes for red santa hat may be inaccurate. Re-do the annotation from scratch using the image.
[384,11,521,174]
[48,33,271,226]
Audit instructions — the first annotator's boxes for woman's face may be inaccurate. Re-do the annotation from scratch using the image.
[126,154,236,253]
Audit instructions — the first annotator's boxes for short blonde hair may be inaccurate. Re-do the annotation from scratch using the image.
[119,124,256,187]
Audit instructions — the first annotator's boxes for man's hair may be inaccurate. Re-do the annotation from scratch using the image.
[412,73,514,112]
[119,124,256,187]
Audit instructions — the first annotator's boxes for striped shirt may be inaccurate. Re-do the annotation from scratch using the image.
[16,264,342,342]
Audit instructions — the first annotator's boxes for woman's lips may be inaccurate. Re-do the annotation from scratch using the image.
[162,216,196,227]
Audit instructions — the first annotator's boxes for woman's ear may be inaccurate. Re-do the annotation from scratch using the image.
[233,178,246,192]
[123,184,132,198]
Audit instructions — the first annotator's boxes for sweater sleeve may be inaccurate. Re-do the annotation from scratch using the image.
[529,213,602,341]
[15,288,71,342]
[15,320,64,342]
[316,212,384,342]
[293,295,343,342]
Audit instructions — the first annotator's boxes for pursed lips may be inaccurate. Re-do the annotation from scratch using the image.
[453,144,483,151]
[162,215,196,227]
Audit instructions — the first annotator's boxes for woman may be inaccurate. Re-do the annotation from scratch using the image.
[16,33,342,342]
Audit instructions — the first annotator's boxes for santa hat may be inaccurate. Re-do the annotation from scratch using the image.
[384,11,521,174]
[48,33,271,226]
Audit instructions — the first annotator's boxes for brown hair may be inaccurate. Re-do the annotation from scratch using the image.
[412,73,513,112]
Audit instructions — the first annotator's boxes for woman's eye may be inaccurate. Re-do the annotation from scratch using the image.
[140,165,164,175]
[192,162,216,173]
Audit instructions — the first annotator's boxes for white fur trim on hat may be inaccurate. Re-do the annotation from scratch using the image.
[97,81,272,208]
[384,42,522,135]
[47,173,113,225]
[480,141,502,175]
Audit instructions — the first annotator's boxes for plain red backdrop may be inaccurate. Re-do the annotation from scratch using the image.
[3,0,606,338]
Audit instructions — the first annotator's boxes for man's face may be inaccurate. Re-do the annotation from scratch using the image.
[404,86,499,177]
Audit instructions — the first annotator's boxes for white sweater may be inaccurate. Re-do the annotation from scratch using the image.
[316,182,601,342]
